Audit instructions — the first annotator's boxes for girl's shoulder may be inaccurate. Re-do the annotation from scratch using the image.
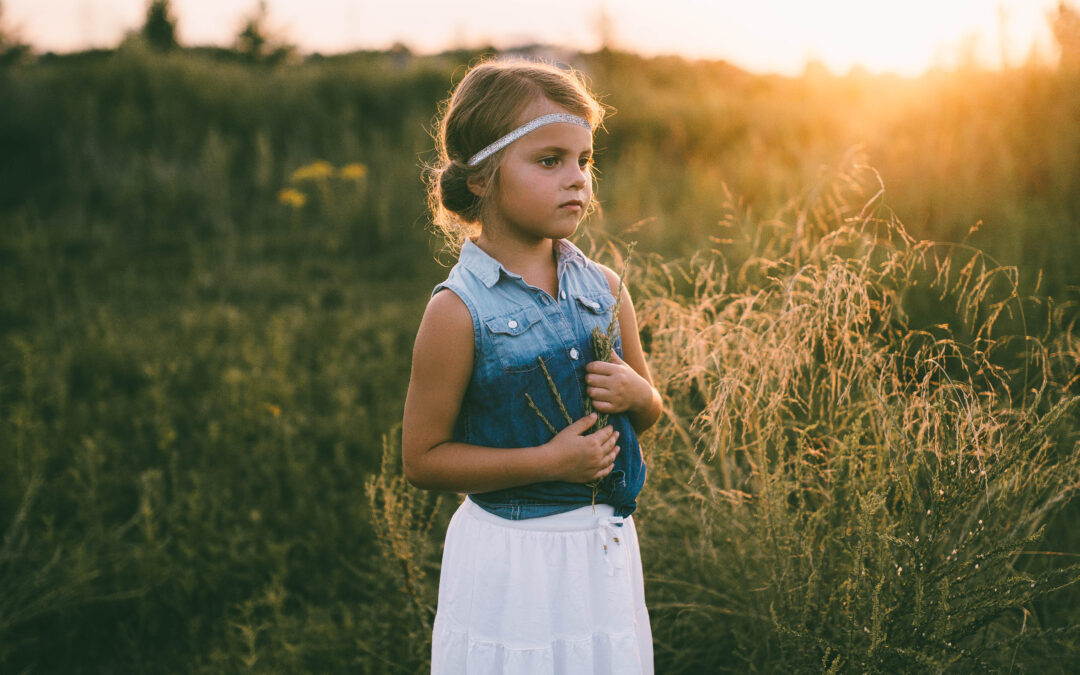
[430,239,498,300]
[423,284,473,333]
[428,254,488,332]
[431,261,465,299]
[559,240,620,299]
[430,263,475,316]
[421,274,478,351]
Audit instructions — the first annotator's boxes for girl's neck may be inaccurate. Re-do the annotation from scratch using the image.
[474,231,557,275]
[473,231,560,296]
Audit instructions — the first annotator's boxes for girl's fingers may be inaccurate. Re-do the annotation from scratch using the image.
[593,428,616,448]
[603,446,620,466]
[568,412,599,434]
[591,398,617,412]
[589,425,615,440]
[586,361,613,375]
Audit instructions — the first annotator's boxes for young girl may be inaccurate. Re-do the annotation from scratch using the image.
[402,58,662,674]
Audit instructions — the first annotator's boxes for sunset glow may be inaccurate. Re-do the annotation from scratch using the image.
[4,0,1063,75]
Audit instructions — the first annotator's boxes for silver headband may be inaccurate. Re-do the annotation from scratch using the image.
[467,113,592,166]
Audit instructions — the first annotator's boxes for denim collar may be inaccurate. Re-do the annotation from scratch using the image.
[460,237,588,289]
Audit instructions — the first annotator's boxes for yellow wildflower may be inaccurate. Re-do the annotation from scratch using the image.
[290,159,335,182]
[339,162,368,180]
[277,188,307,208]
[266,403,281,418]
[223,367,244,384]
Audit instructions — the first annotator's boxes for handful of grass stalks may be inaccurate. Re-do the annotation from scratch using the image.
[525,242,636,505]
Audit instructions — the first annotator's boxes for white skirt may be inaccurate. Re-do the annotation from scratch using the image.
[431,496,653,675]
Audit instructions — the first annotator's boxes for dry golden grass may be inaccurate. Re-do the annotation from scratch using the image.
[630,158,1080,670]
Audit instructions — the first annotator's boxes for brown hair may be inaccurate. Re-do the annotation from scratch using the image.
[426,57,609,251]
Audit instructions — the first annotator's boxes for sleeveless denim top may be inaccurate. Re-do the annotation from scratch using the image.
[432,237,646,520]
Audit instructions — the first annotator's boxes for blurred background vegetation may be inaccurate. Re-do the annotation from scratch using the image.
[1,0,1079,671]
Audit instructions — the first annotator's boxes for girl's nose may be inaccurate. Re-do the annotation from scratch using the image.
[565,163,588,189]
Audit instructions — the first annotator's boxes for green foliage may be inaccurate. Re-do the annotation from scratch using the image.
[4,45,1080,289]
[1,44,1078,671]
[0,193,443,669]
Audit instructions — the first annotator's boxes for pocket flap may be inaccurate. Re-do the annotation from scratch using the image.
[574,293,615,315]
[484,305,543,336]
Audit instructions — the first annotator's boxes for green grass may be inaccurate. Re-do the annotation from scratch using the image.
[1,41,1078,671]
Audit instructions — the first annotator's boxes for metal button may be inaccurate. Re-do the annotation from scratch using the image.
[590,301,600,310]
[508,319,518,329]
[570,348,579,360]
[560,290,567,300]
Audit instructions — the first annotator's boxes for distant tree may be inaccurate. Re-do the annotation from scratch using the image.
[0,0,31,66]
[1050,1,1080,68]
[235,1,294,65]
[142,0,179,52]
[593,2,617,52]
[236,2,267,61]
[0,0,8,46]
[389,40,411,68]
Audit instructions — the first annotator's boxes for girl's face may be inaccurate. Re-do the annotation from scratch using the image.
[478,98,594,244]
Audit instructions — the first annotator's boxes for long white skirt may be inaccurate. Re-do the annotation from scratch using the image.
[431,496,653,674]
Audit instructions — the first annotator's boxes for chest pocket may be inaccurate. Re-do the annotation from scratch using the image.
[574,292,617,341]
[483,305,550,373]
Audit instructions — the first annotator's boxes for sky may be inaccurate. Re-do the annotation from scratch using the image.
[2,0,1064,75]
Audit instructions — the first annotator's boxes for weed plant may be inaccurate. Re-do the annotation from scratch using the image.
[363,428,445,673]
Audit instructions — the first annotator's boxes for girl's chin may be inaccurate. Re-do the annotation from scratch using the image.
[550,221,581,239]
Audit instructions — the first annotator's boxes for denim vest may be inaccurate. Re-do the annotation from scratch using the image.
[432,237,646,520]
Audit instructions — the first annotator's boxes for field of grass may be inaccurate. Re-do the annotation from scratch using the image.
[1,39,1079,672]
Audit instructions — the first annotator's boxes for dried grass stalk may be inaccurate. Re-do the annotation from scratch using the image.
[525,242,636,505]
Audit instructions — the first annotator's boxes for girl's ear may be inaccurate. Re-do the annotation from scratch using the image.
[466,172,487,198]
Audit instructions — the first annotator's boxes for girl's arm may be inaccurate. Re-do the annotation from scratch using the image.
[402,288,621,492]
[586,264,664,434]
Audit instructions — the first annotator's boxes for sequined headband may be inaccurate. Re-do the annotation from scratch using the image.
[467,113,592,166]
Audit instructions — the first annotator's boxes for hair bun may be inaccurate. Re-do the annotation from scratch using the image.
[439,162,480,217]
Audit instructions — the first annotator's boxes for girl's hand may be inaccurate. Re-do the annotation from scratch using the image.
[585,352,650,415]
[544,413,621,484]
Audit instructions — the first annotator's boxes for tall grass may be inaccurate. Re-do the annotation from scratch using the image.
[364,161,1080,671]
[2,43,1079,670]
[632,161,1080,670]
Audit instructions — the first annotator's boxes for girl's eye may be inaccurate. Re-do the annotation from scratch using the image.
[579,157,594,169]
[540,157,559,168]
